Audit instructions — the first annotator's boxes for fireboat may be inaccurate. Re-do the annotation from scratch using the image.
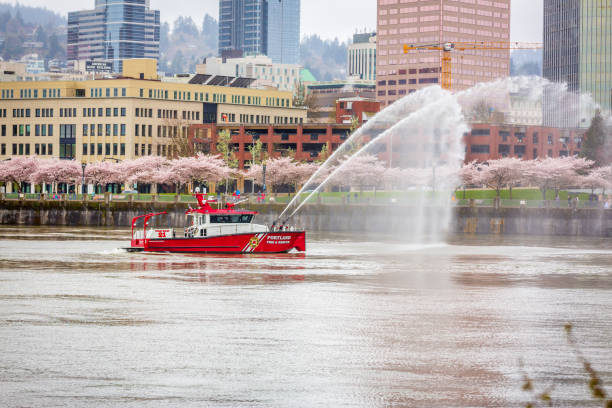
[127,194,306,254]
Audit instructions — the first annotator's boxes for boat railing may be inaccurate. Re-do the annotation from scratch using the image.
[185,223,268,238]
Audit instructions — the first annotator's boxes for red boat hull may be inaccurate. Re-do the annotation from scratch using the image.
[133,231,306,254]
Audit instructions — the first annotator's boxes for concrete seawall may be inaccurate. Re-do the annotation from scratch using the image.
[1,199,612,237]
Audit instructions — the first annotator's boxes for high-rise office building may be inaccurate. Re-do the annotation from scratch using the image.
[67,0,160,73]
[348,33,377,81]
[543,0,612,128]
[376,0,511,106]
[267,0,300,64]
[219,0,300,64]
[219,0,268,57]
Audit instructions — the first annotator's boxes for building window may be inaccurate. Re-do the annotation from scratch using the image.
[471,144,490,154]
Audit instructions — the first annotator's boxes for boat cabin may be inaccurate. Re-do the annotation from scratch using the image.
[131,195,268,244]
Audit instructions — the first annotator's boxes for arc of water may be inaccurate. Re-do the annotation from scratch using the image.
[284,92,462,220]
[278,86,452,221]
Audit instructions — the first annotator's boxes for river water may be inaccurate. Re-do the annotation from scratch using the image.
[0,226,610,407]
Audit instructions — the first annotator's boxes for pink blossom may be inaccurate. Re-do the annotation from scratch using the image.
[474,158,525,197]
[246,157,317,192]
[524,156,593,199]
[0,157,39,185]
[31,160,82,185]
[85,161,123,186]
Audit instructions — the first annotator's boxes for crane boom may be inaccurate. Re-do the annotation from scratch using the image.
[402,41,543,91]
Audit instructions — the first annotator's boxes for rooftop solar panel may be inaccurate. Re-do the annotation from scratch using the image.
[188,74,212,84]
[207,76,235,86]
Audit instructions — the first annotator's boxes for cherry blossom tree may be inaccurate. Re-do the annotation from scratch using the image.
[122,156,170,189]
[329,154,387,192]
[580,166,612,195]
[246,157,298,193]
[0,157,39,193]
[524,156,593,201]
[31,160,82,193]
[86,161,123,192]
[457,161,482,198]
[171,154,232,186]
[245,157,318,193]
[474,158,525,204]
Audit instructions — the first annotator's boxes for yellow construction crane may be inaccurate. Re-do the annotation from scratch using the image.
[402,41,543,91]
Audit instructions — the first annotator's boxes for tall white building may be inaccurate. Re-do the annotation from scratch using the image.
[348,33,377,81]
[197,55,302,92]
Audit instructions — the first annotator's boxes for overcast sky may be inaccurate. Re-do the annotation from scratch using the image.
[9,0,543,42]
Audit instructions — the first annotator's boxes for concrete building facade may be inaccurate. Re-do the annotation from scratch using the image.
[376,0,511,106]
[67,0,161,73]
[197,56,302,92]
[348,33,377,81]
[0,60,306,164]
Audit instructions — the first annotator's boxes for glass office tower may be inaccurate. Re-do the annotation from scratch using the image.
[68,0,160,73]
[219,0,300,64]
[267,0,300,64]
[543,0,611,127]
[219,0,268,57]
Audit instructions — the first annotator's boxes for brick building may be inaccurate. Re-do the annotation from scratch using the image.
[335,97,381,125]
[189,121,587,175]
[464,123,585,163]
[189,123,352,169]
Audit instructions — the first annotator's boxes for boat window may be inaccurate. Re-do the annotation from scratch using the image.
[210,214,253,224]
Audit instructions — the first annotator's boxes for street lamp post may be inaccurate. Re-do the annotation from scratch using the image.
[246,131,257,194]
[81,163,87,195]
[262,163,267,193]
